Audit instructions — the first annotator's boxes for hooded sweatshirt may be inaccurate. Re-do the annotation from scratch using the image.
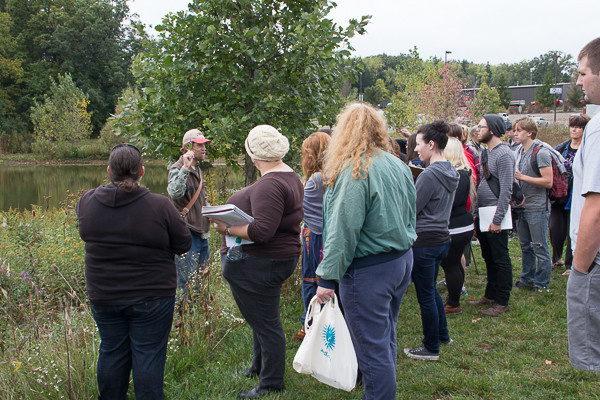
[77,183,192,304]
[413,160,459,247]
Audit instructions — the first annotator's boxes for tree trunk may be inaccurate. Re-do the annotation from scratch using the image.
[244,153,257,186]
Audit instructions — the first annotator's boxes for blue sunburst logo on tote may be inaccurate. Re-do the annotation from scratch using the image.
[322,324,336,352]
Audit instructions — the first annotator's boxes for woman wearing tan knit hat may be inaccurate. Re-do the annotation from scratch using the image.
[211,124,303,398]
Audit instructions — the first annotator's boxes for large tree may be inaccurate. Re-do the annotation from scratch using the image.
[124,0,368,184]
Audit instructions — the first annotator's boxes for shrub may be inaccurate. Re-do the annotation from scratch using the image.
[31,74,92,159]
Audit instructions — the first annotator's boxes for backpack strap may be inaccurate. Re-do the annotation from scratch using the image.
[530,144,542,177]
[481,148,501,198]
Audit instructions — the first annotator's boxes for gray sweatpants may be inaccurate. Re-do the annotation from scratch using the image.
[567,263,600,371]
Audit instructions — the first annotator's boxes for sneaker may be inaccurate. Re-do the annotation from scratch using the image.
[467,296,493,306]
[404,345,439,361]
[445,304,462,315]
[533,287,550,294]
[479,303,509,317]
[514,280,532,289]
[441,338,454,345]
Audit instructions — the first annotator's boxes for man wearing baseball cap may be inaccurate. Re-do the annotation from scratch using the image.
[167,128,212,290]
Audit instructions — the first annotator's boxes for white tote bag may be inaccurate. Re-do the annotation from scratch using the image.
[293,294,358,392]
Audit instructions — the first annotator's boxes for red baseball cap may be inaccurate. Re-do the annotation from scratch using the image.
[182,129,211,146]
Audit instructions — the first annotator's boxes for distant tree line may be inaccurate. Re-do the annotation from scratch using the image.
[354,49,580,110]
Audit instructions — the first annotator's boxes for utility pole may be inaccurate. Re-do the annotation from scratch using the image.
[554,54,558,123]
[359,72,363,102]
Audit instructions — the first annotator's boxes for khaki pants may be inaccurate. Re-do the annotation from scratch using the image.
[567,262,600,371]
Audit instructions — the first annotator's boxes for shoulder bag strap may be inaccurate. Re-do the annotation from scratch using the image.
[180,174,203,217]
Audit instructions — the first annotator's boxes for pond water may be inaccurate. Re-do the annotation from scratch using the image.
[0,163,244,211]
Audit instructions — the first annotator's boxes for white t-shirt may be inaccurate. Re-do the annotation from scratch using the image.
[570,113,600,266]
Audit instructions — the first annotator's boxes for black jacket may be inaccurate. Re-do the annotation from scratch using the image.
[77,183,191,304]
[449,169,474,230]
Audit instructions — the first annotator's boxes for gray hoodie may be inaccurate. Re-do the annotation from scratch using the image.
[414,160,459,243]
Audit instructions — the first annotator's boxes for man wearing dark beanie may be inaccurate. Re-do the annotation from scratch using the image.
[483,114,507,138]
[467,115,515,316]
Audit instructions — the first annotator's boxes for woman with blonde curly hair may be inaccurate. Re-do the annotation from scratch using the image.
[294,131,330,340]
[315,103,416,400]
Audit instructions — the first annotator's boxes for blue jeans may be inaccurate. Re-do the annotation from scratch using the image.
[90,297,175,400]
[176,231,209,290]
[412,242,451,354]
[340,250,413,400]
[301,228,322,325]
[517,210,552,288]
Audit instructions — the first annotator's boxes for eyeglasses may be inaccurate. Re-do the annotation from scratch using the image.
[476,125,488,131]
[111,143,141,154]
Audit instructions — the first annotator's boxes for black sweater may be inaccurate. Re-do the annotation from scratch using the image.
[77,183,192,304]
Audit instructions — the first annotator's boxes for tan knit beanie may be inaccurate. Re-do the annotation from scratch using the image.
[244,125,290,161]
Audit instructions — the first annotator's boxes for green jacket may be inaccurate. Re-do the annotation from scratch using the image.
[316,151,416,285]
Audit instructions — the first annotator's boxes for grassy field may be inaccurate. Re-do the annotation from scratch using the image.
[1,125,597,399]
[1,202,599,400]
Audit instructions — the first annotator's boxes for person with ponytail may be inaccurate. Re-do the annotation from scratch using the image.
[77,143,191,399]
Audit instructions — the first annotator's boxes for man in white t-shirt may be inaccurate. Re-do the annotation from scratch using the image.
[568,37,600,371]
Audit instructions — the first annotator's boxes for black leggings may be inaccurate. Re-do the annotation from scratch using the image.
[440,230,474,307]
[549,203,572,269]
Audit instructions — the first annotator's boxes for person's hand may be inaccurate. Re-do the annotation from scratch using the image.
[182,150,195,170]
[488,222,501,234]
[316,286,335,304]
[515,168,522,181]
[399,128,411,138]
[210,218,227,235]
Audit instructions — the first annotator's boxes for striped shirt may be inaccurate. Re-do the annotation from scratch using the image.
[477,142,515,225]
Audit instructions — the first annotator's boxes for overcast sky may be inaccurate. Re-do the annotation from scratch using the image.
[129,0,600,65]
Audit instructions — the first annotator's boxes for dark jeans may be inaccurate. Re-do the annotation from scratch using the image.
[222,253,297,390]
[90,297,175,400]
[441,230,473,307]
[476,223,513,306]
[176,231,209,290]
[412,242,451,354]
[301,228,322,325]
[549,203,572,269]
[340,250,413,400]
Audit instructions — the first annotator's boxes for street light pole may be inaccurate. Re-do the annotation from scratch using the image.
[445,50,452,64]
[530,67,535,85]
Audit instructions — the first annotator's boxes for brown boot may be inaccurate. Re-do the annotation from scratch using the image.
[479,303,509,317]
[467,296,493,307]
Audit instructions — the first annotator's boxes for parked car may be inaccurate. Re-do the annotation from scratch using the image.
[532,117,549,127]
[497,113,511,130]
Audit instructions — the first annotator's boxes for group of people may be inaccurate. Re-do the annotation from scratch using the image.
[75,37,600,399]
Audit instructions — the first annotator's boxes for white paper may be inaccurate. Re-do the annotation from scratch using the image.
[202,204,254,226]
[225,235,253,247]
[478,205,513,232]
